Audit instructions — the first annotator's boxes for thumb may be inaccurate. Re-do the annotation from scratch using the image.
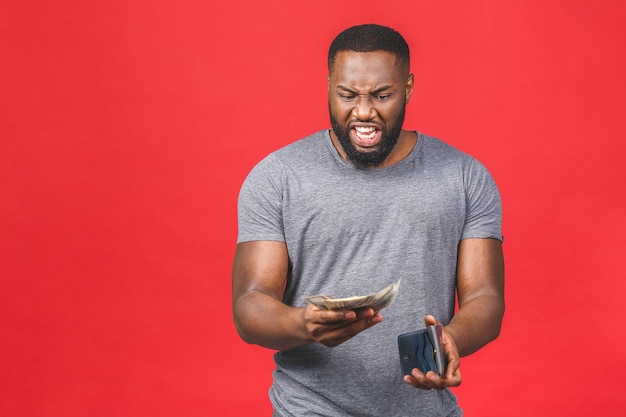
[424,314,440,327]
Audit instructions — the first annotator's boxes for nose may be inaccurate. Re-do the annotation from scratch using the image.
[352,95,376,121]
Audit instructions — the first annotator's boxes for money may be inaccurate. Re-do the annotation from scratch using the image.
[302,278,401,312]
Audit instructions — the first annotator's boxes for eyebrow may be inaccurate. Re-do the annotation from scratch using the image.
[336,85,394,94]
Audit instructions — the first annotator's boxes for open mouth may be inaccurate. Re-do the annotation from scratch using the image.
[351,126,381,148]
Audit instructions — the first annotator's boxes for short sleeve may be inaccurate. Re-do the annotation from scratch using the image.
[237,154,286,243]
[461,158,503,241]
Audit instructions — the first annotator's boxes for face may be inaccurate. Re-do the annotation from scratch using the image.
[328,50,414,168]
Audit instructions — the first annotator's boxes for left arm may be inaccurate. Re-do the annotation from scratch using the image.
[446,237,505,357]
[404,237,504,389]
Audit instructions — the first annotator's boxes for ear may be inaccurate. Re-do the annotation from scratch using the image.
[327,74,331,90]
[405,73,415,104]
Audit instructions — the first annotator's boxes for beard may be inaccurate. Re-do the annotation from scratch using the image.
[329,105,406,168]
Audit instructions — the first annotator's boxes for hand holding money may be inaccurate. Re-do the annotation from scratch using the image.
[303,279,401,313]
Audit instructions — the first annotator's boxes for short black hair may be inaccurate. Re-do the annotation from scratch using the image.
[328,24,410,71]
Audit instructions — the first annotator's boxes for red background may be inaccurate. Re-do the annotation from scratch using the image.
[2,1,625,415]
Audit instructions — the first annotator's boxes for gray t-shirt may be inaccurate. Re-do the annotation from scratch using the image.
[237,130,502,416]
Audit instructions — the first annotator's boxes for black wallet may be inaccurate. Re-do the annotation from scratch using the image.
[398,324,447,377]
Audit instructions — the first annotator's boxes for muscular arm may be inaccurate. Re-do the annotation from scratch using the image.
[404,237,504,389]
[446,237,505,357]
[232,240,381,351]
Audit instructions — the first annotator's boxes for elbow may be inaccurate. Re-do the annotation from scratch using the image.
[489,301,506,342]
[234,321,257,345]
[232,307,257,345]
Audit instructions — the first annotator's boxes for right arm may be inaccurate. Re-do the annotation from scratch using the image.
[232,240,382,351]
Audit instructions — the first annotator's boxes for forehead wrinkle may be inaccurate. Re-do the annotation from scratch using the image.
[329,51,406,93]
[336,84,394,95]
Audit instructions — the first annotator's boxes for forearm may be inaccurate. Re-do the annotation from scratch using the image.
[445,294,504,357]
[233,289,312,351]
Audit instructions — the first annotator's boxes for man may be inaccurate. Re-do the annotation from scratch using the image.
[232,24,504,416]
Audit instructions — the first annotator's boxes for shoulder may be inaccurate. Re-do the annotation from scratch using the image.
[418,134,498,185]
[251,130,332,174]
[420,134,472,162]
[418,134,481,175]
[270,130,330,162]
[242,130,330,185]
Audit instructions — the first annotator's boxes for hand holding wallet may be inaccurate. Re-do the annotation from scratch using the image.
[398,324,447,377]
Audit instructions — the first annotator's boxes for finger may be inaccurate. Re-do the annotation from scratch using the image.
[404,369,437,390]
[322,310,357,323]
[446,366,462,387]
[405,364,462,390]
[356,308,383,325]
[333,314,382,341]
[355,307,374,318]
[440,331,461,382]
[445,354,460,375]
[403,372,422,389]
[346,314,382,336]
[442,356,461,387]
[425,371,450,390]
[309,306,357,324]
[313,314,381,347]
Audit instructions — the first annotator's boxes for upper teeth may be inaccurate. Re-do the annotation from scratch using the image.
[355,126,376,139]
